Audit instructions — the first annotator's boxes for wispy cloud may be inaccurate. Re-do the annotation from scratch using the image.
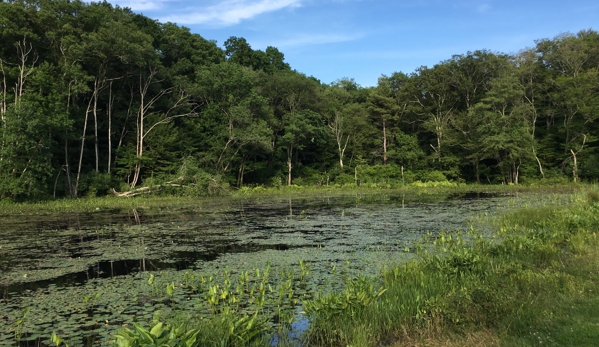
[161,0,302,26]
[477,3,491,13]
[110,0,167,11]
[275,33,364,47]
[451,1,493,14]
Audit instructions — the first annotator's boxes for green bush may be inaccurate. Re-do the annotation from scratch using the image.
[357,164,406,184]
[333,173,354,185]
[177,157,230,197]
[422,170,447,182]
[410,180,458,188]
[79,172,112,197]
[296,166,327,185]
[269,175,283,188]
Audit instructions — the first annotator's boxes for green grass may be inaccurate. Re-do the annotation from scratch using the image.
[300,187,599,347]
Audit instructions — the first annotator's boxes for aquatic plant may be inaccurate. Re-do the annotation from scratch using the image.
[114,320,201,347]
[0,188,591,347]
[11,308,30,343]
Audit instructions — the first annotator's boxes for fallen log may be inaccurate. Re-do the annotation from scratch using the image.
[111,178,183,197]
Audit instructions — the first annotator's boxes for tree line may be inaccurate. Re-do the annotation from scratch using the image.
[0,0,598,200]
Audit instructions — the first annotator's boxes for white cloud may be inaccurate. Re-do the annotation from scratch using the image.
[477,3,491,13]
[110,0,166,11]
[161,0,302,26]
[451,1,493,14]
[275,33,364,47]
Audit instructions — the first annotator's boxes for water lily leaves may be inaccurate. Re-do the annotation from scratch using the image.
[3,193,563,346]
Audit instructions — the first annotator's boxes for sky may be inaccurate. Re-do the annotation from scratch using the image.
[105,0,598,87]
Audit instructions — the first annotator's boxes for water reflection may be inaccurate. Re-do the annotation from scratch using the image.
[0,190,576,347]
[0,191,532,296]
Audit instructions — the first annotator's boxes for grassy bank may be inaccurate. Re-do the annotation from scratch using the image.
[301,188,599,347]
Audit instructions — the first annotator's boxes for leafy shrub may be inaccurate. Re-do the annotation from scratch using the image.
[357,164,406,184]
[333,173,354,185]
[579,153,599,181]
[269,176,283,188]
[521,167,571,186]
[282,184,303,190]
[79,172,112,197]
[410,180,458,188]
[296,166,326,185]
[422,170,447,182]
[178,157,230,197]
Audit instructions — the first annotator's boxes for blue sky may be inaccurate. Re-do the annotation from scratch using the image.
[106,0,598,87]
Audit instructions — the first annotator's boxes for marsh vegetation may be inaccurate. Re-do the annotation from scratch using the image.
[2,188,592,346]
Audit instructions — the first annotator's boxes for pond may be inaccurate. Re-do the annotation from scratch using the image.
[0,190,573,346]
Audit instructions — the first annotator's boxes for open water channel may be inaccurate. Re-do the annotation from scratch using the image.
[0,190,573,346]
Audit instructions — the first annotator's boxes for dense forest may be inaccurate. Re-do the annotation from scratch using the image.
[0,0,598,200]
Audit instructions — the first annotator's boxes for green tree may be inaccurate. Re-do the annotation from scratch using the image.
[192,63,273,185]
[367,78,401,165]
[408,64,459,169]
[469,74,534,184]
[280,109,323,185]
[536,30,599,180]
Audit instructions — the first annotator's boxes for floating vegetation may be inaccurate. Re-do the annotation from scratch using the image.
[0,191,576,346]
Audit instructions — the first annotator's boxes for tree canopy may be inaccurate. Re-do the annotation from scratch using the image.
[0,0,598,200]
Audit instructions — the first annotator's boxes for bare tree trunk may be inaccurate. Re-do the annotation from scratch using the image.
[435,122,442,167]
[15,37,38,103]
[569,134,586,183]
[64,83,75,197]
[131,68,198,188]
[0,60,6,124]
[287,146,293,186]
[75,96,95,196]
[524,95,544,179]
[107,81,114,174]
[382,118,387,165]
[0,60,6,165]
[115,85,135,169]
[92,78,101,172]
[570,149,578,182]
[64,138,74,197]
[534,147,544,178]
[131,69,157,188]
[237,162,245,188]
[328,111,350,168]
[339,133,349,168]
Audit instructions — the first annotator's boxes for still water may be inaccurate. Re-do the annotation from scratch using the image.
[0,191,571,345]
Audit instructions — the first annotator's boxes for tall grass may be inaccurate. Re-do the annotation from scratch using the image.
[301,187,599,346]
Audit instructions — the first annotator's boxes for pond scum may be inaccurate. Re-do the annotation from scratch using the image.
[4,187,599,347]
